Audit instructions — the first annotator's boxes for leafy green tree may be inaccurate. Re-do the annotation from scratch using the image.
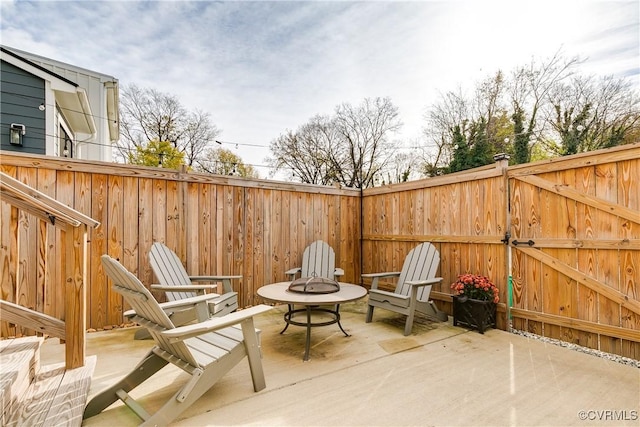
[419,52,640,172]
[448,125,470,173]
[547,75,640,156]
[512,107,530,164]
[128,140,185,169]
[468,118,494,168]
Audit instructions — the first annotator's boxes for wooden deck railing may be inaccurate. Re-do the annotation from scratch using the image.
[0,171,100,369]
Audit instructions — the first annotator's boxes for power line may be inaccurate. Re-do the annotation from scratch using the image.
[215,139,269,149]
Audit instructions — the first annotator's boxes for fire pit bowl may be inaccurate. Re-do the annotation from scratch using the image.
[288,276,340,294]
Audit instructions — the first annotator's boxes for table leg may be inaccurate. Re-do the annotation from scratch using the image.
[280,304,293,334]
[304,306,312,361]
[282,304,350,361]
[335,304,350,337]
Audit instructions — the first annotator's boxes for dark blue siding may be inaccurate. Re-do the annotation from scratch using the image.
[1,60,46,154]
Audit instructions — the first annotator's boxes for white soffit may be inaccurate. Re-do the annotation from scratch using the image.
[55,87,96,136]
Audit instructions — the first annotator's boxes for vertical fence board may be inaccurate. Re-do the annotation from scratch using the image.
[194,183,210,276]
[37,169,56,317]
[137,178,154,288]
[270,190,282,285]
[121,176,139,312]
[53,171,74,321]
[107,174,124,325]
[166,180,181,256]
[16,169,37,336]
[89,173,106,329]
[575,165,598,348]
[0,166,17,336]
[252,187,265,306]
[234,186,245,299]
[595,163,622,354]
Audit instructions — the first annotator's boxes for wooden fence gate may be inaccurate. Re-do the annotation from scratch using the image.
[507,145,640,360]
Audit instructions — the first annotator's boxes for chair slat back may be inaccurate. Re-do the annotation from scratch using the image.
[396,243,440,302]
[149,242,196,301]
[300,240,336,279]
[101,255,199,367]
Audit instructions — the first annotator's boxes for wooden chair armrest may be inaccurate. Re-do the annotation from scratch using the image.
[361,272,401,290]
[188,275,242,282]
[285,267,301,280]
[162,305,273,342]
[361,272,401,278]
[188,275,241,293]
[285,267,301,275]
[124,293,222,319]
[126,293,224,323]
[405,277,443,287]
[151,284,217,293]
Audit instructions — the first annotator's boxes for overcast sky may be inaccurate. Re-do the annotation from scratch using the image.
[1,0,638,177]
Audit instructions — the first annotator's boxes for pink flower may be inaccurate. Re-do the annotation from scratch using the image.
[450,274,499,303]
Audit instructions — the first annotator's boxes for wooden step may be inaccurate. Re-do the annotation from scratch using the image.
[0,336,43,425]
[4,355,96,427]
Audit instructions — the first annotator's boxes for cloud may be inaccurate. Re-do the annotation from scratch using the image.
[1,0,638,177]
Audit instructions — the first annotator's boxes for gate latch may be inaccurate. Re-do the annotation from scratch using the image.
[501,232,511,245]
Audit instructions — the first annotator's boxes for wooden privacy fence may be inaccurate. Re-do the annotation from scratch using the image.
[361,143,639,360]
[1,143,639,360]
[0,152,361,335]
[361,158,511,329]
[507,146,640,359]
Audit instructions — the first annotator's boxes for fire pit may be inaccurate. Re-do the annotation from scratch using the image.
[257,281,367,360]
[288,276,340,294]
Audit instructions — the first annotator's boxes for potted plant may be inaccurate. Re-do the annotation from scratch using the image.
[450,274,499,334]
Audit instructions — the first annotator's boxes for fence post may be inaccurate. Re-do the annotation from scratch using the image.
[494,154,512,331]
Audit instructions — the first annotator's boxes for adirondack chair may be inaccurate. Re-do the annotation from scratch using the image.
[149,242,240,322]
[84,255,272,427]
[363,242,447,336]
[285,240,344,280]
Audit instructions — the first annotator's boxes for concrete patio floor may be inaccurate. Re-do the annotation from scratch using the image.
[41,301,640,426]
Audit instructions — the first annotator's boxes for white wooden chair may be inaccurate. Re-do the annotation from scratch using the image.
[363,242,447,336]
[149,242,240,320]
[84,255,272,427]
[285,240,344,280]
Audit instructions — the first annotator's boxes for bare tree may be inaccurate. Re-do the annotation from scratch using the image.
[268,98,402,189]
[420,52,599,173]
[268,115,338,185]
[180,110,220,167]
[421,88,472,175]
[196,147,259,178]
[508,52,580,162]
[331,97,402,188]
[377,151,419,185]
[545,74,640,155]
[118,84,220,166]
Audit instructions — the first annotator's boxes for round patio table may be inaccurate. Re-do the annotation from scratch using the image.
[257,281,367,361]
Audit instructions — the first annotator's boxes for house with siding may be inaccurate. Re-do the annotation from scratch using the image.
[0,46,119,161]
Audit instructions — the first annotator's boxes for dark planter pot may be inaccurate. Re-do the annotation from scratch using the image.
[452,295,496,334]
